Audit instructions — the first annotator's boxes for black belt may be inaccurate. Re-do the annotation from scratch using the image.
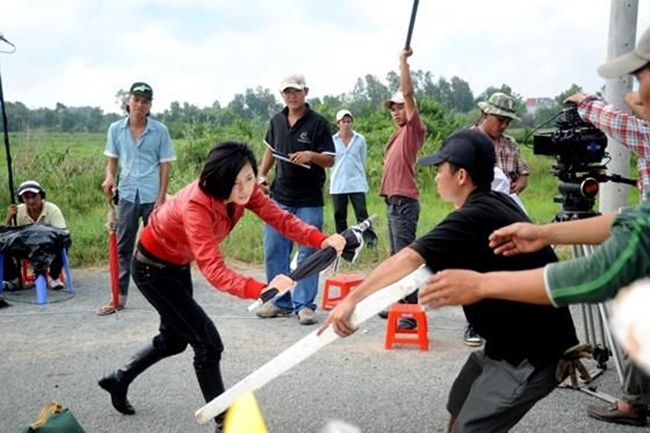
[386,195,415,205]
[134,249,188,270]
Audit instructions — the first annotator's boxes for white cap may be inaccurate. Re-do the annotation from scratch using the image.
[279,74,307,92]
[383,91,415,109]
[335,109,353,122]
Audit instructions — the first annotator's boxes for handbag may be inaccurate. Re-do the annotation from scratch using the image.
[21,401,85,433]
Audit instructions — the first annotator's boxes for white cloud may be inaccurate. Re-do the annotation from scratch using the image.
[1,0,649,113]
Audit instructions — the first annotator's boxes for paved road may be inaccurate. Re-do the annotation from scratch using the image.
[0,267,640,432]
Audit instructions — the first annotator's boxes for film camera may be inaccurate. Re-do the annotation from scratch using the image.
[533,103,608,168]
[532,103,611,219]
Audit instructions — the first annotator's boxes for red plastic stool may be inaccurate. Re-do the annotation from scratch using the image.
[384,303,429,351]
[321,274,365,310]
[21,260,65,284]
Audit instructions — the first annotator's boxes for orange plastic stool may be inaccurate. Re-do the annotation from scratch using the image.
[321,274,364,310]
[384,303,429,351]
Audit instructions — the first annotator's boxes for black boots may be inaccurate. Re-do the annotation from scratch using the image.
[98,343,164,415]
[195,366,227,431]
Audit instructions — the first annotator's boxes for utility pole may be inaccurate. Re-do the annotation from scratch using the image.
[600,0,638,212]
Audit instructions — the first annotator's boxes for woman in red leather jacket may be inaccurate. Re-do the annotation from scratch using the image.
[98,141,345,431]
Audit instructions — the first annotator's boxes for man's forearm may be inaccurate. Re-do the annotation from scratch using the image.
[308,152,334,168]
[481,268,552,305]
[540,212,615,245]
[349,248,425,303]
[259,148,274,178]
[158,162,170,198]
[105,158,118,179]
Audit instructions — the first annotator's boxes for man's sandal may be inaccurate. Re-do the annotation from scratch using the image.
[95,298,126,316]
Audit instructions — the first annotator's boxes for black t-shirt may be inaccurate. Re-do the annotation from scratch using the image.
[411,190,578,367]
[265,105,335,207]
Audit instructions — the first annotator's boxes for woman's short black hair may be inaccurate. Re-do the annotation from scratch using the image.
[199,141,258,200]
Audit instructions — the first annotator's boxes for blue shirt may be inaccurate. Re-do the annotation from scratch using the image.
[330,131,368,194]
[104,117,176,204]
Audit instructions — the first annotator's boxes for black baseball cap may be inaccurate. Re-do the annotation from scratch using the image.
[129,82,153,99]
[419,129,496,189]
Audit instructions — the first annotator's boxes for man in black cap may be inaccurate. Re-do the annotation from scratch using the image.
[320,129,584,431]
[96,81,176,315]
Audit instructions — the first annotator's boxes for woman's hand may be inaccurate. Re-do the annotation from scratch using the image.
[265,274,296,296]
[322,233,346,255]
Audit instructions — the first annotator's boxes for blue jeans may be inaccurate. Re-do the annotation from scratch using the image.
[117,196,154,296]
[387,197,420,303]
[263,204,323,312]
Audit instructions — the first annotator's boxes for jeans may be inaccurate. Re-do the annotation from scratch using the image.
[131,257,226,401]
[263,204,323,312]
[387,197,420,303]
[117,196,154,296]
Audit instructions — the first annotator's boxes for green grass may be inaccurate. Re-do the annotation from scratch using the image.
[0,131,639,270]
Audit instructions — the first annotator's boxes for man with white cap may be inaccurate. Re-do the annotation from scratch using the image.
[4,180,67,290]
[256,74,336,325]
[420,26,650,427]
[330,109,376,246]
[378,48,426,329]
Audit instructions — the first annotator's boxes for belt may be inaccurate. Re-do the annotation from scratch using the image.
[134,250,167,268]
[386,195,414,205]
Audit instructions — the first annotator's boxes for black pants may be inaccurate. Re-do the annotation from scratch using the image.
[131,256,225,402]
[332,193,370,234]
[4,251,65,281]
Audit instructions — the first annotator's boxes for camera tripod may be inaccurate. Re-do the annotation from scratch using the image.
[554,208,626,403]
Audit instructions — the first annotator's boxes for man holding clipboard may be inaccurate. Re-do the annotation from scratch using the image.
[256,74,336,326]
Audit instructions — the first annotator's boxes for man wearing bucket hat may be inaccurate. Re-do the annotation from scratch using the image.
[475,92,529,195]
[420,26,650,427]
[321,129,581,432]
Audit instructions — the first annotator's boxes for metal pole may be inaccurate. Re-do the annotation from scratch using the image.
[599,0,639,212]
[0,69,16,207]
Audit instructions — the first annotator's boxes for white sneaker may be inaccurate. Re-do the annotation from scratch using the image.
[50,278,65,290]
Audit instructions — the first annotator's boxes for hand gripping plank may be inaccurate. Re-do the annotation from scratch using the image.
[195,266,432,424]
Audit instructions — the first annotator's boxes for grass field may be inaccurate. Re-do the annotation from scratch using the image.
[0,131,639,270]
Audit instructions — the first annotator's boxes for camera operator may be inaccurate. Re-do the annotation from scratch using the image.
[423,26,650,427]
[564,88,650,197]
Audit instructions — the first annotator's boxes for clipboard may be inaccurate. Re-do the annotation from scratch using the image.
[263,140,311,169]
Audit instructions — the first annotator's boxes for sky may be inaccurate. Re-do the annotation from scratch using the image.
[2,0,650,114]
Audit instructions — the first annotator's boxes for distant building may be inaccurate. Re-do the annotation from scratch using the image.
[525,97,554,115]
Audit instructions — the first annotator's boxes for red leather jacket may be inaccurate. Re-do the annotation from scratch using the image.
[139,181,327,300]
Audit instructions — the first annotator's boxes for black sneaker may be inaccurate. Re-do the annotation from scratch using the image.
[463,325,483,347]
[398,318,417,330]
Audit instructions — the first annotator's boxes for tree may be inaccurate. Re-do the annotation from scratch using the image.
[554,84,583,105]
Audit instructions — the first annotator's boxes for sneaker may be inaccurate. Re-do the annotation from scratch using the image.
[298,308,317,325]
[463,325,483,347]
[3,278,20,292]
[50,278,65,290]
[255,302,292,319]
[587,402,648,427]
[378,309,389,319]
[398,318,417,330]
